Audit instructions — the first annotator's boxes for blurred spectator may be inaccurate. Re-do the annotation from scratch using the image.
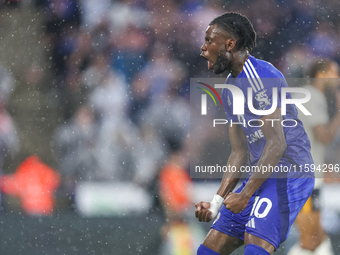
[66,30,94,80]
[80,0,111,31]
[43,0,81,77]
[128,73,152,125]
[89,66,129,120]
[110,26,150,82]
[1,156,60,215]
[94,116,140,182]
[54,104,100,192]
[107,0,150,34]
[139,81,190,156]
[140,43,187,97]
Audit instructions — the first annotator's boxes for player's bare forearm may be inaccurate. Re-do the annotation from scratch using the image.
[240,108,287,199]
[240,140,286,199]
[216,150,247,198]
[217,124,248,198]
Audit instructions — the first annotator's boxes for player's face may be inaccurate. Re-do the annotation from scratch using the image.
[200,25,230,74]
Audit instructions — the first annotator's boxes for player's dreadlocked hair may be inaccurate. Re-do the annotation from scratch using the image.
[209,12,256,51]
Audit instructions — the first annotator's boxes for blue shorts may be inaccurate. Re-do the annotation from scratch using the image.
[211,173,314,250]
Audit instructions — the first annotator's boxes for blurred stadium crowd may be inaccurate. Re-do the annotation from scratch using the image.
[1,0,340,254]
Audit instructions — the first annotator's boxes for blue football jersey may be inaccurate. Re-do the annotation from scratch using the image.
[222,55,313,169]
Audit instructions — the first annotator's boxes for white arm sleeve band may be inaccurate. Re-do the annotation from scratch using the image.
[209,194,224,218]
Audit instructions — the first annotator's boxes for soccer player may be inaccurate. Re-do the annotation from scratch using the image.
[288,59,340,255]
[195,12,315,255]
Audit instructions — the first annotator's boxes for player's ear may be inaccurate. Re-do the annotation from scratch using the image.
[225,38,236,52]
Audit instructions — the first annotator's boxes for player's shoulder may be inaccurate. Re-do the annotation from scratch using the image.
[247,55,284,79]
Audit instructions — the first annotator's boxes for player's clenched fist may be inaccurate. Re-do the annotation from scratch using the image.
[223,192,249,214]
[195,194,224,222]
[195,201,213,222]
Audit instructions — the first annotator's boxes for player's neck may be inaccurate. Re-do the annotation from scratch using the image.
[230,50,249,78]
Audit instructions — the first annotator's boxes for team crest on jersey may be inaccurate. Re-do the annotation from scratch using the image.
[255,89,271,110]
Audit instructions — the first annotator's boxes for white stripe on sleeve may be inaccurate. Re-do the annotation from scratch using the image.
[247,59,264,90]
[243,66,258,93]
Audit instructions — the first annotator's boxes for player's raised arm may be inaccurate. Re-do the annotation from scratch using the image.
[195,123,248,222]
[224,108,287,214]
